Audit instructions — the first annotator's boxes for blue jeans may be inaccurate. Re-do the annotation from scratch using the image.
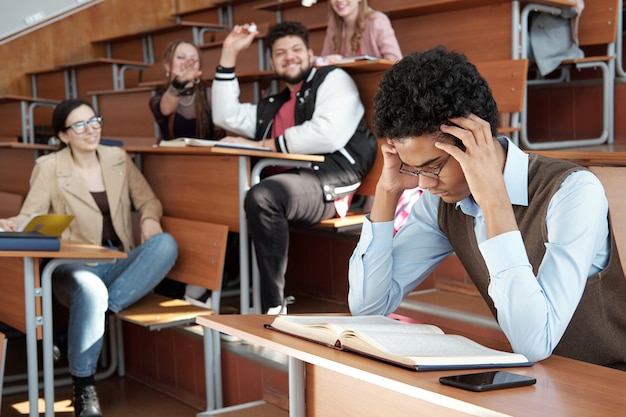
[52,232,178,377]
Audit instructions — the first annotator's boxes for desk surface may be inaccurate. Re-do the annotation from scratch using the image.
[534,143,626,166]
[198,314,626,417]
[125,144,326,162]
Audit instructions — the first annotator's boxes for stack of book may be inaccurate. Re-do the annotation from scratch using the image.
[0,214,74,251]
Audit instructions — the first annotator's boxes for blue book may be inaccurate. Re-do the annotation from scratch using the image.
[0,231,61,251]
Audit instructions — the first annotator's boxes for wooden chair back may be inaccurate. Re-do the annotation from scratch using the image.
[355,138,385,197]
[116,216,228,330]
[577,0,619,47]
[589,166,626,276]
[160,216,228,292]
[475,59,528,115]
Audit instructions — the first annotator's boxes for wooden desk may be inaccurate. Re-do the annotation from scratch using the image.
[59,58,150,99]
[0,96,59,143]
[533,144,626,166]
[126,145,324,314]
[0,241,126,417]
[198,314,626,417]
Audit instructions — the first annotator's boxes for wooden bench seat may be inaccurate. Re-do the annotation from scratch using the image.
[113,215,229,390]
[116,216,228,330]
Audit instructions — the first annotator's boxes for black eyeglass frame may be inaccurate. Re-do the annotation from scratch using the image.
[62,116,104,135]
[398,154,452,179]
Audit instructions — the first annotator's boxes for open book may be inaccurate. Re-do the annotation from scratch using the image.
[0,214,75,236]
[334,54,380,64]
[159,137,271,152]
[267,315,532,371]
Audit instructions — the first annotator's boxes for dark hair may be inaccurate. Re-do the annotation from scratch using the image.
[373,46,499,140]
[266,21,309,53]
[52,99,94,138]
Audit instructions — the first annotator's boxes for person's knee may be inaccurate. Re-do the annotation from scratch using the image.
[74,271,109,312]
[245,183,282,217]
[148,232,178,259]
[244,185,264,215]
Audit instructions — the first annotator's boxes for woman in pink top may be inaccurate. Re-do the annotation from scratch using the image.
[320,0,402,62]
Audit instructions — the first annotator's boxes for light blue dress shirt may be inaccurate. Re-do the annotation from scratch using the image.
[348,138,610,361]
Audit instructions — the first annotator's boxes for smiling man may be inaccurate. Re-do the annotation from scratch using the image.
[348,46,626,369]
[212,21,376,314]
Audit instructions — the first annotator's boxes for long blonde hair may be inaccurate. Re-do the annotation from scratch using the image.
[330,0,370,56]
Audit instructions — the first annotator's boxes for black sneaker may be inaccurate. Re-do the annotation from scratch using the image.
[73,384,102,417]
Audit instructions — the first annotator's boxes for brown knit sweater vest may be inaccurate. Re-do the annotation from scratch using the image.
[439,153,626,368]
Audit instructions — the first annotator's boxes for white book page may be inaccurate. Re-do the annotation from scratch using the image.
[343,331,527,366]
[272,315,444,347]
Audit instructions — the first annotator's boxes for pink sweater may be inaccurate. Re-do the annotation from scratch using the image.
[321,10,402,61]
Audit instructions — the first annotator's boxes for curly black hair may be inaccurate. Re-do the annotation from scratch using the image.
[265,21,310,52]
[373,46,499,140]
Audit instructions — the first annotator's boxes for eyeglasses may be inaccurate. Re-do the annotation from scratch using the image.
[398,155,451,179]
[63,116,103,135]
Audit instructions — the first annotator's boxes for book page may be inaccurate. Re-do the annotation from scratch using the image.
[18,214,75,236]
[158,138,187,147]
[341,330,528,367]
[270,315,443,347]
[335,55,379,64]
[159,137,271,152]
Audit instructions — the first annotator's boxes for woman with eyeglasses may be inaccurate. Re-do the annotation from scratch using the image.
[0,99,178,417]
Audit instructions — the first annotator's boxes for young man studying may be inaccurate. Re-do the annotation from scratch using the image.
[348,47,626,369]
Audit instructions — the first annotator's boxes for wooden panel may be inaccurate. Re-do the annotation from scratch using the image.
[577,0,619,47]
[0,258,40,335]
[475,59,528,114]
[308,365,476,417]
[139,152,241,232]
[0,146,40,195]
[281,2,329,29]
[92,87,157,137]
[0,101,24,137]
[0,0,177,96]
[31,69,68,101]
[589,166,626,276]
[116,216,228,329]
[72,61,144,99]
[0,191,24,218]
[161,216,228,289]
[392,3,513,62]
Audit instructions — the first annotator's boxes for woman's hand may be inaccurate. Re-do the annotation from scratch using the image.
[172,57,202,85]
[0,219,18,232]
[140,218,163,243]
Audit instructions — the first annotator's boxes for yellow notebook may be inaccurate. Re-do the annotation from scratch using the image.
[18,214,75,237]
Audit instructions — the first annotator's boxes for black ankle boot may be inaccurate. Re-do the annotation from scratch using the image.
[73,384,102,417]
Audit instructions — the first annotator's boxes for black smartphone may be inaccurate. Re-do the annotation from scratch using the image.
[439,371,536,392]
